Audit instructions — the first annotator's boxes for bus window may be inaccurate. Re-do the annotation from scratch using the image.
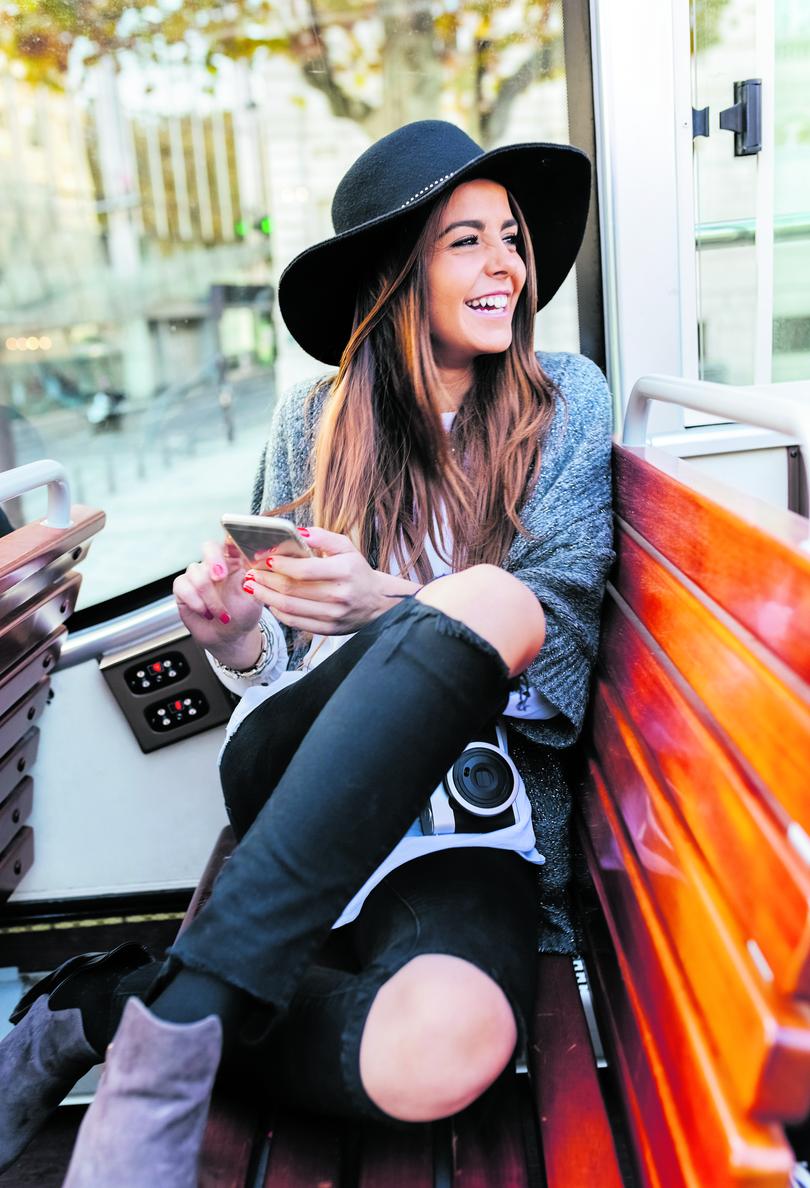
[692,0,810,392]
[0,0,596,611]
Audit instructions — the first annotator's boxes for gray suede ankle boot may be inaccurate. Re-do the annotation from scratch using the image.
[0,996,98,1173]
[62,997,223,1188]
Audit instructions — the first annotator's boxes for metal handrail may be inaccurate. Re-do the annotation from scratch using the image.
[623,375,810,497]
[0,459,73,528]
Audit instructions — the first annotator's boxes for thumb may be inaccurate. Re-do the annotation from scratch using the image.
[299,526,358,555]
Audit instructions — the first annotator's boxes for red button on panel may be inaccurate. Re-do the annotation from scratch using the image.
[174,700,182,710]
[152,663,162,672]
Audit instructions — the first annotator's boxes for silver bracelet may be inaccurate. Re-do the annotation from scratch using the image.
[211,617,274,680]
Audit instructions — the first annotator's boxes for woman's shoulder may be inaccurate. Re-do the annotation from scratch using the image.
[535,350,613,435]
[274,372,333,432]
[536,349,610,406]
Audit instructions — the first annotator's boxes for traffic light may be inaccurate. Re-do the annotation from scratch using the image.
[255,215,272,237]
[234,218,248,240]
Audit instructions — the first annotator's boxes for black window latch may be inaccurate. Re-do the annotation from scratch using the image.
[719,79,762,156]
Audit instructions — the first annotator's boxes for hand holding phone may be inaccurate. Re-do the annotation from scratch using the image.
[221,514,314,563]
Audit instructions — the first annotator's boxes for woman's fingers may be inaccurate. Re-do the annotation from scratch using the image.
[295,526,354,555]
[243,570,342,628]
[202,539,242,581]
[183,560,230,619]
[173,572,214,620]
[258,550,349,584]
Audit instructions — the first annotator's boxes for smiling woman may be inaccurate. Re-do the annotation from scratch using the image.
[0,118,615,1186]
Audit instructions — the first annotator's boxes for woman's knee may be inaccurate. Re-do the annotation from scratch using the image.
[358,954,518,1122]
[415,564,545,679]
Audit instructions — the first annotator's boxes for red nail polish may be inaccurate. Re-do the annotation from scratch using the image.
[297,527,310,536]
[265,558,273,569]
[242,584,255,595]
[211,563,227,579]
[244,570,255,581]
[220,612,231,624]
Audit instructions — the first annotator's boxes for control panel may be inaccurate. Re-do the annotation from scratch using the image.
[145,691,209,732]
[100,628,235,753]
[125,652,189,694]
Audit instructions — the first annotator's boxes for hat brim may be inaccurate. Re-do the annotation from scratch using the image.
[278,142,591,367]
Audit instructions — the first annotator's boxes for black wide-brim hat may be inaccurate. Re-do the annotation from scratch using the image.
[278,119,591,366]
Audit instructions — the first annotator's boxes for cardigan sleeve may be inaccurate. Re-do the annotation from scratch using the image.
[245,383,307,664]
[246,376,331,665]
[506,354,615,749]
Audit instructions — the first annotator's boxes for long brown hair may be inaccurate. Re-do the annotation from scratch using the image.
[271,185,559,582]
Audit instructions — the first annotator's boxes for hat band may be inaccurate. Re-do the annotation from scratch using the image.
[399,170,461,209]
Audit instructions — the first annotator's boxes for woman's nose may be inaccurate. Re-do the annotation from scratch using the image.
[484,240,516,276]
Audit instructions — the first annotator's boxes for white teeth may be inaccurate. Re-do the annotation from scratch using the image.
[466,295,508,310]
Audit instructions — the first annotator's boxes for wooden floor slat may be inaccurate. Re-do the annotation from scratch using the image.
[531,955,623,1188]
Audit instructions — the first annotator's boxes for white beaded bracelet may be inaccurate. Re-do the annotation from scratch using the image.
[210,616,275,680]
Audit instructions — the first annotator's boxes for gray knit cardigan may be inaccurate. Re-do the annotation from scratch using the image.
[249,350,615,952]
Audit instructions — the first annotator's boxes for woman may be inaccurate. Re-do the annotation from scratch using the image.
[0,119,614,1185]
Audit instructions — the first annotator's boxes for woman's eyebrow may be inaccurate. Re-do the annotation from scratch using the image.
[439,217,518,239]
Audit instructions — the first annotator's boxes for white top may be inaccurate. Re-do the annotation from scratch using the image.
[209,412,554,927]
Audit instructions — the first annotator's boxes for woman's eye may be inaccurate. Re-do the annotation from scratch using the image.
[451,234,520,248]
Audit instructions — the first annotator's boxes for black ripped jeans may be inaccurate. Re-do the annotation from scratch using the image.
[168,595,538,1122]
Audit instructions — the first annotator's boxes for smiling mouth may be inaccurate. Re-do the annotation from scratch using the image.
[464,303,510,317]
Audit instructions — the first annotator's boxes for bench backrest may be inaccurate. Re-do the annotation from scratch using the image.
[580,442,810,1188]
[0,491,104,900]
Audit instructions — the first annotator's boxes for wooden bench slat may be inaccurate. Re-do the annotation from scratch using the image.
[199,1093,266,1188]
[599,598,810,997]
[530,954,624,1188]
[0,727,38,803]
[0,506,105,594]
[0,572,81,674]
[0,627,64,718]
[581,899,714,1188]
[582,761,795,1185]
[451,1073,530,1187]
[0,823,34,900]
[0,679,50,761]
[613,524,810,840]
[613,445,810,683]
[0,774,33,853]
[357,1122,433,1188]
[263,1108,342,1187]
[589,688,810,1119]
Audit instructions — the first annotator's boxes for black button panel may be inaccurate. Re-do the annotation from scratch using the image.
[125,652,189,694]
[145,690,209,733]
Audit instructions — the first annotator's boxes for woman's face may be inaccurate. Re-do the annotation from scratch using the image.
[426,179,527,371]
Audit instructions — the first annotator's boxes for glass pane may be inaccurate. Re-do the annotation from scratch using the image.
[772,1,810,382]
[0,0,578,609]
[691,0,759,388]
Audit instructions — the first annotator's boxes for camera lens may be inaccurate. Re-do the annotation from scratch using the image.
[446,743,518,815]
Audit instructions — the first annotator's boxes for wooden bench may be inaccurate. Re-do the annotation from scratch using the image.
[578,441,810,1188]
[179,434,810,1186]
[0,464,104,901]
[179,829,626,1187]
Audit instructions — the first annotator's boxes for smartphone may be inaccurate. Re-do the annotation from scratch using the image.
[221,514,314,562]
